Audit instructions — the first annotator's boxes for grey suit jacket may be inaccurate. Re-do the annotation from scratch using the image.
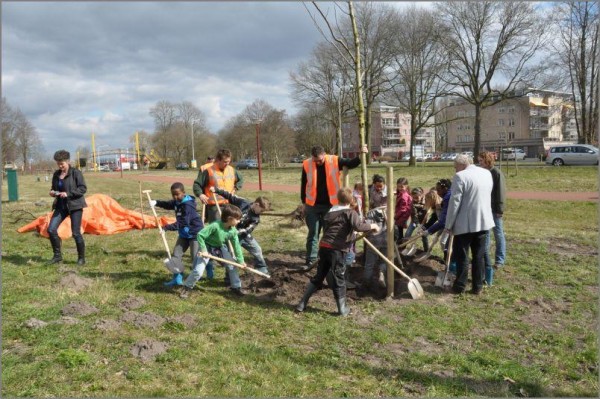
[445,165,495,235]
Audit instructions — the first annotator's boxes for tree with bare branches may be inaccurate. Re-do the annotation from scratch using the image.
[437,1,548,159]
[386,5,449,165]
[552,1,599,145]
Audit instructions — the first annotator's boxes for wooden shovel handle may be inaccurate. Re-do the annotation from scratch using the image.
[143,190,171,259]
[202,253,270,278]
[361,237,412,282]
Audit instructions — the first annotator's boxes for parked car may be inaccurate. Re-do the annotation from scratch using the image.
[176,162,190,170]
[235,159,258,169]
[424,153,434,161]
[98,164,110,172]
[401,154,411,161]
[290,156,304,163]
[447,153,458,161]
[546,144,599,166]
[501,148,526,161]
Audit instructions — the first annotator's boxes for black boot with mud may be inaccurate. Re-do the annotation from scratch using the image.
[47,236,63,265]
[295,282,318,312]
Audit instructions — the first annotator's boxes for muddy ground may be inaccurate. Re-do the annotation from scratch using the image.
[240,247,448,312]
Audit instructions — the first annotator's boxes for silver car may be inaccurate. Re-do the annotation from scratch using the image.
[546,144,599,166]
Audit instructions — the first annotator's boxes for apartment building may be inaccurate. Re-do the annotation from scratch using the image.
[341,105,435,159]
[444,89,576,158]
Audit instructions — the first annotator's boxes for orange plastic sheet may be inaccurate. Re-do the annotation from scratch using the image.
[17,193,175,239]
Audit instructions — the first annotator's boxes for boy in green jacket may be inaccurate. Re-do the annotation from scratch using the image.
[179,204,245,298]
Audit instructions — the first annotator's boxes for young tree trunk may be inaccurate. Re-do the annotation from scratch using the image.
[349,1,370,212]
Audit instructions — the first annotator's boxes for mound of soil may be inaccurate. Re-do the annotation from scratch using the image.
[23,318,48,329]
[120,311,166,329]
[119,295,147,311]
[167,314,197,328]
[61,302,99,317]
[59,273,94,293]
[130,340,168,362]
[238,248,446,312]
[93,319,122,331]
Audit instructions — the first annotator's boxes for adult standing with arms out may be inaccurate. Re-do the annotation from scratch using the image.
[300,144,368,268]
[444,154,494,295]
[478,151,506,286]
[193,149,243,223]
[47,150,88,265]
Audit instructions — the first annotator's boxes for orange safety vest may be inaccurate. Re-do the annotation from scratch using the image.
[204,164,236,205]
[303,155,340,206]
[200,161,213,172]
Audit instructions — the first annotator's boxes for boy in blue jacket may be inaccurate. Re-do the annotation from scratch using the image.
[151,182,204,286]
[210,186,271,276]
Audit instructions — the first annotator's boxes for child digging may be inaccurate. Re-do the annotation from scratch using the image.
[179,204,245,298]
[210,186,271,276]
[151,182,204,287]
[295,188,379,316]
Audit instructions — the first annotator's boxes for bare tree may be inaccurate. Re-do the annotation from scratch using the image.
[386,5,449,165]
[292,104,336,155]
[307,1,371,209]
[552,1,599,145]
[1,97,18,163]
[149,100,177,157]
[14,109,41,170]
[437,1,548,159]
[290,42,353,155]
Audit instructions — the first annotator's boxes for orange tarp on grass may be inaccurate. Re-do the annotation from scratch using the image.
[17,193,175,239]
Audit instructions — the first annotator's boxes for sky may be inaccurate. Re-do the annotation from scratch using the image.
[1,1,330,156]
[2,1,430,158]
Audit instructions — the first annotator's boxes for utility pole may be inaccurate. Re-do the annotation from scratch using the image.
[255,120,263,191]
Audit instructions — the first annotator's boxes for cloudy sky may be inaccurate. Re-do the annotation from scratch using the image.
[2,1,338,156]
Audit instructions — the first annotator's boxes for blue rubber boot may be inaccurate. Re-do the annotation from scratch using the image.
[485,266,494,287]
[164,273,183,287]
[449,261,457,274]
[206,261,214,280]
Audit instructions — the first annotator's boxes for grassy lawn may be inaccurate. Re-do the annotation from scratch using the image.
[1,165,598,397]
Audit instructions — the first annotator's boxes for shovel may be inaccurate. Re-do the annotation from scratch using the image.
[202,253,271,279]
[212,192,236,256]
[143,190,184,273]
[435,234,454,288]
[414,232,442,262]
[361,237,424,299]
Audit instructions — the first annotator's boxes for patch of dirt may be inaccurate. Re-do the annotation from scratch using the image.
[59,273,94,293]
[547,239,598,257]
[119,295,147,310]
[516,297,570,333]
[120,311,166,329]
[61,302,99,317]
[167,314,198,328]
[239,247,448,313]
[130,339,168,362]
[2,341,30,356]
[23,318,48,329]
[93,318,122,331]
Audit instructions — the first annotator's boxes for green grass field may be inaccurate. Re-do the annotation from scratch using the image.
[2,165,598,397]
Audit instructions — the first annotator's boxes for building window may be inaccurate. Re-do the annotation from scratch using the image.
[508,132,515,140]
[508,106,515,113]
[498,119,505,126]
[499,107,506,113]
[508,119,515,127]
[499,132,506,139]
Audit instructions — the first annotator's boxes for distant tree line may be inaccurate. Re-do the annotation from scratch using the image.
[1,97,43,170]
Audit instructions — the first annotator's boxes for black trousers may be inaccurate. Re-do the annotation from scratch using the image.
[452,231,487,292]
[310,247,347,299]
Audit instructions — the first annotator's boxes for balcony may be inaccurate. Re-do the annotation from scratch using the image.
[530,109,550,117]
[530,123,549,130]
[383,134,401,139]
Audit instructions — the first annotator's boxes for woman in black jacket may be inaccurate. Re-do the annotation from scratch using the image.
[47,150,88,265]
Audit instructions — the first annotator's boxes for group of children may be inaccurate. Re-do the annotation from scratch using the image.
[153,173,457,314]
[153,182,270,298]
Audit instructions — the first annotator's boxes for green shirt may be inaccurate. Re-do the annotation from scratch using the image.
[197,221,244,264]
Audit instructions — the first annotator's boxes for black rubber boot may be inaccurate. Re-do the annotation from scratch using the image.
[295,283,318,312]
[47,236,63,265]
[335,296,350,317]
[76,241,86,265]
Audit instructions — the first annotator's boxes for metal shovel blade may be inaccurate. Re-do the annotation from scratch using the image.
[435,271,445,288]
[164,258,184,274]
[408,278,424,299]
[401,243,417,256]
[414,251,432,262]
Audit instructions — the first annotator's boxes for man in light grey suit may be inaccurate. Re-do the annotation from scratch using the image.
[444,154,495,294]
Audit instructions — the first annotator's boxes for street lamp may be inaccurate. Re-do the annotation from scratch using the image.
[254,119,263,191]
[190,121,197,169]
